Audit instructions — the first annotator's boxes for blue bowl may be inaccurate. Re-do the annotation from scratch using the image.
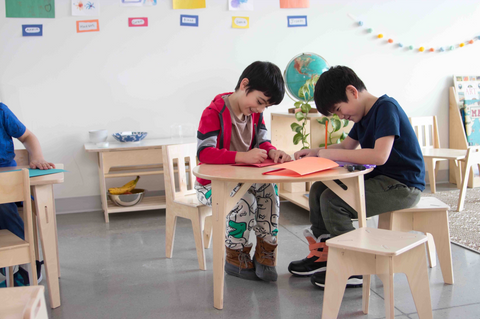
[112,132,148,143]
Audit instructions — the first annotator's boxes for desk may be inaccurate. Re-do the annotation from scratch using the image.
[0,165,64,308]
[192,164,372,309]
[84,137,195,223]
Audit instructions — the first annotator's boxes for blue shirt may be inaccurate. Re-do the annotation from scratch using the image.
[0,103,26,167]
[348,95,425,191]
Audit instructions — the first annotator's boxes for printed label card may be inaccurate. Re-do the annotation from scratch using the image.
[129,17,148,27]
[232,16,249,29]
[143,0,157,5]
[229,0,253,11]
[280,0,309,8]
[173,0,206,9]
[121,0,143,6]
[76,19,100,33]
[180,14,198,26]
[6,0,55,18]
[287,15,307,27]
[72,0,100,16]
[22,25,43,36]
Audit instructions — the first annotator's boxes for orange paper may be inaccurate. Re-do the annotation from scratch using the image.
[263,157,338,176]
[280,0,309,8]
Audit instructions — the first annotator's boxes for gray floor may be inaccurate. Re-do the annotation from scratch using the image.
[9,183,480,318]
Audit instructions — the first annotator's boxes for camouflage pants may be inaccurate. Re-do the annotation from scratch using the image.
[195,181,280,250]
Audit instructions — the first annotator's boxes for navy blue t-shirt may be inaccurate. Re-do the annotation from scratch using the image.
[0,103,26,167]
[348,95,425,191]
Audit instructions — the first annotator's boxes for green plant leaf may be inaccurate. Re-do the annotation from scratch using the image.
[332,118,341,132]
[295,112,305,121]
[294,101,303,108]
[317,117,329,125]
[301,103,312,114]
[319,143,325,148]
[293,133,303,145]
[342,119,349,127]
[340,131,348,141]
[298,88,305,99]
[290,122,301,132]
[301,146,310,150]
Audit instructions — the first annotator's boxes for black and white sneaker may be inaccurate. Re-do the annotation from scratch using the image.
[288,229,331,276]
[310,270,363,289]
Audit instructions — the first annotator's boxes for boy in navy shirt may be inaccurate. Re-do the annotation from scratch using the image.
[288,66,425,289]
[0,102,54,287]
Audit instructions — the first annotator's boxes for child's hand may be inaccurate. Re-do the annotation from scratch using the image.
[236,149,268,164]
[269,150,291,163]
[294,149,317,160]
[30,159,55,170]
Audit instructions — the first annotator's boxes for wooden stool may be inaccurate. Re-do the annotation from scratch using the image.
[378,197,453,284]
[0,286,48,319]
[322,227,433,319]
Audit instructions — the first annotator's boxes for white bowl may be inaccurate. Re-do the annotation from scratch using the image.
[89,129,108,144]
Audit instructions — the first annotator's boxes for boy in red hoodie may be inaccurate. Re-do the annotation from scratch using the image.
[195,61,291,282]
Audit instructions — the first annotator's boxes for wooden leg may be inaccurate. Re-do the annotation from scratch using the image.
[321,248,350,319]
[395,244,433,319]
[191,211,207,271]
[6,266,14,287]
[165,211,177,259]
[204,215,213,249]
[457,162,471,212]
[377,256,395,319]
[424,159,436,194]
[453,160,462,189]
[32,185,61,308]
[426,233,437,268]
[362,274,371,314]
[97,154,109,223]
[212,180,228,310]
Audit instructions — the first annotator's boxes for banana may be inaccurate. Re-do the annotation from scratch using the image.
[108,176,140,195]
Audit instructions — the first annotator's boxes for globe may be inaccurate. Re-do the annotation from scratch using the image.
[284,53,330,101]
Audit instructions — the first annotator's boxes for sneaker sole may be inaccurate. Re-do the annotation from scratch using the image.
[224,263,258,281]
[253,257,278,282]
[288,266,326,277]
[311,277,363,289]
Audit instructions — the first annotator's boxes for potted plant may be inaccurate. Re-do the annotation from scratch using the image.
[317,114,350,147]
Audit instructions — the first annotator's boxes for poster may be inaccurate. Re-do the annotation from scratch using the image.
[72,0,100,16]
[173,0,205,9]
[229,0,253,11]
[280,0,309,9]
[6,0,55,18]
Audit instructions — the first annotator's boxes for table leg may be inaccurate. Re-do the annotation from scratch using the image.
[33,185,61,309]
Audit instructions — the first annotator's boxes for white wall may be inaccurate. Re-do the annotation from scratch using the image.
[1,0,479,210]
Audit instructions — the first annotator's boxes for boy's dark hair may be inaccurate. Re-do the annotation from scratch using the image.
[234,61,285,105]
[314,66,367,116]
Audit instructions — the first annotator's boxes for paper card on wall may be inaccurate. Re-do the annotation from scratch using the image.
[143,0,157,5]
[262,157,338,177]
[232,16,249,29]
[129,17,148,27]
[76,19,100,33]
[173,0,206,9]
[121,0,143,6]
[287,15,307,27]
[22,25,43,36]
[6,0,55,18]
[72,0,100,16]
[229,0,253,11]
[180,14,198,26]
[280,0,309,8]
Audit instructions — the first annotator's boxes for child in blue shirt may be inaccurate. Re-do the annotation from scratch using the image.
[288,66,425,289]
[0,102,54,286]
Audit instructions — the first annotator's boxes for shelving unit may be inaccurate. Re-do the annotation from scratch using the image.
[85,137,196,223]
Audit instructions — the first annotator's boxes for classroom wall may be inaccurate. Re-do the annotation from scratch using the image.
[1,0,479,213]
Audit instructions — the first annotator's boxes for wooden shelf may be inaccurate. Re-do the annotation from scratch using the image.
[107,195,166,213]
[279,191,309,211]
[105,169,164,178]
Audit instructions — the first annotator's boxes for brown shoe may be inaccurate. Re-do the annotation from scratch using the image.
[225,245,257,280]
[253,237,278,282]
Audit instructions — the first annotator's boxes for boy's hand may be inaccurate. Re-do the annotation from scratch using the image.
[294,149,318,160]
[30,159,55,170]
[269,150,291,163]
[236,149,268,164]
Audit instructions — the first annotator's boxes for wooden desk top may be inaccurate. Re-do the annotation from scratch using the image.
[0,164,64,186]
[193,164,372,183]
[421,147,467,160]
[84,137,196,153]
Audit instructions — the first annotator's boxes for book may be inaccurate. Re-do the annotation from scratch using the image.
[262,157,338,177]
[453,75,480,146]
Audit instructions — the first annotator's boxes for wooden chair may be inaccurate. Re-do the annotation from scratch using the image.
[162,143,213,270]
[378,197,453,284]
[0,169,38,287]
[322,227,432,319]
[0,286,48,319]
[409,116,466,193]
[458,146,480,211]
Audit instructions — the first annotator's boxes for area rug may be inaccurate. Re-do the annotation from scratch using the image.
[422,188,480,253]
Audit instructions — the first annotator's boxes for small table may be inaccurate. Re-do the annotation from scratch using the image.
[193,164,372,310]
[0,165,64,308]
[84,137,195,223]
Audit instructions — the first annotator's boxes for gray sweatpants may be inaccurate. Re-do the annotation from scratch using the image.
[309,175,422,238]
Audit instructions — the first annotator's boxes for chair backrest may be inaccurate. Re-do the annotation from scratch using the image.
[162,143,198,202]
[14,149,30,166]
[409,116,440,149]
[465,146,480,170]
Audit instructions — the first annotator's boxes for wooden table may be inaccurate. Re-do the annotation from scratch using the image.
[192,164,373,310]
[84,137,195,223]
[0,165,64,308]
